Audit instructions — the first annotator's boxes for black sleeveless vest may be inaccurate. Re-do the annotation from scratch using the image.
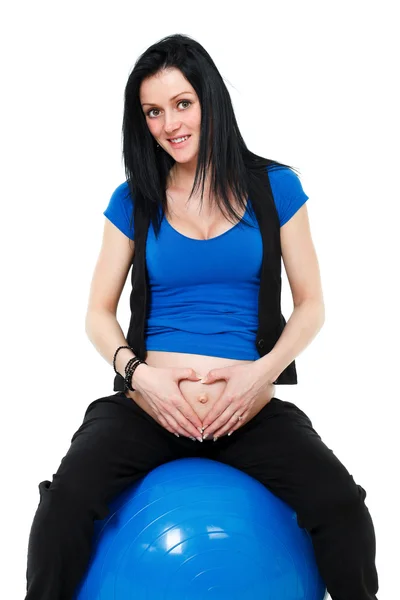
[113,166,297,391]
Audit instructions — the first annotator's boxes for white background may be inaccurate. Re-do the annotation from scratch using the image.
[1,1,398,598]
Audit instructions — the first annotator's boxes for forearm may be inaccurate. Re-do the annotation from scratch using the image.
[254,299,325,383]
[85,309,137,378]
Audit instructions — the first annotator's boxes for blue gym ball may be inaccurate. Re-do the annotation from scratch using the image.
[75,457,327,599]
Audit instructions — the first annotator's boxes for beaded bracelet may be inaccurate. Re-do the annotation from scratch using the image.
[125,357,140,373]
[113,345,134,375]
[124,358,146,392]
[125,356,142,391]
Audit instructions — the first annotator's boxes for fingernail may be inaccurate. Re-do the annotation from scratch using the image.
[203,433,209,439]
[213,436,219,442]
[197,437,203,442]
[174,433,180,438]
[190,437,196,441]
[198,427,203,433]
[227,432,233,436]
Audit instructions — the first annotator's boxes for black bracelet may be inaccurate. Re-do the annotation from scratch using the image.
[113,345,134,375]
[124,359,146,392]
[124,358,141,388]
[125,357,141,372]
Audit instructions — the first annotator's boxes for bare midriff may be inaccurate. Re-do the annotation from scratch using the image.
[125,350,276,421]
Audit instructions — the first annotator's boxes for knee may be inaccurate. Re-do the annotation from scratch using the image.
[298,475,367,529]
[36,479,108,522]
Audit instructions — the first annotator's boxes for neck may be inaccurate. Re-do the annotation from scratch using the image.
[168,160,212,194]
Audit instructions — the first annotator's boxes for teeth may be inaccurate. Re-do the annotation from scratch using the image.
[170,135,189,143]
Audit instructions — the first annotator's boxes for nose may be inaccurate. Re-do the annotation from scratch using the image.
[165,125,181,138]
[164,112,182,136]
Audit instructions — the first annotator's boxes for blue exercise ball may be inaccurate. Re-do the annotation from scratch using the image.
[75,457,327,599]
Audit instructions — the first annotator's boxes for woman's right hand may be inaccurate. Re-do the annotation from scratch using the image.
[126,364,204,440]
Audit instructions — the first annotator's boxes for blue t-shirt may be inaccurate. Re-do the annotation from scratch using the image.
[103,168,309,360]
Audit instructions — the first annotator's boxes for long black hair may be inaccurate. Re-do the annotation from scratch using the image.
[122,33,299,238]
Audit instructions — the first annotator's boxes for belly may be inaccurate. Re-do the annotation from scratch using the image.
[127,350,275,421]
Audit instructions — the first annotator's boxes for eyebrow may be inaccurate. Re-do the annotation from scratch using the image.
[141,91,193,107]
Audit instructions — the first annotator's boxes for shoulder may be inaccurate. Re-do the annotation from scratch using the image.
[266,167,309,227]
[267,166,304,192]
[110,181,132,202]
[103,181,135,240]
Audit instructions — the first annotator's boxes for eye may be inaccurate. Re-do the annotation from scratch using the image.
[147,108,160,118]
[146,99,192,118]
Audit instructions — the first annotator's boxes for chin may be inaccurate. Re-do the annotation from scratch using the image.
[174,152,199,163]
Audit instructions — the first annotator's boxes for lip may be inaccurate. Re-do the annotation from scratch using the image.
[167,134,191,148]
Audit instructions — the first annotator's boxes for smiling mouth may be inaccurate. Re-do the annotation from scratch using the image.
[167,135,191,146]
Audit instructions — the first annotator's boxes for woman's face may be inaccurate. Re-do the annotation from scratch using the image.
[140,67,202,165]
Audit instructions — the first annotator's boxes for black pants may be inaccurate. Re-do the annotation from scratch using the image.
[25,392,379,600]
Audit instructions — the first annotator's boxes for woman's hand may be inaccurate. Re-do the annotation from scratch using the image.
[200,362,275,440]
[127,364,204,440]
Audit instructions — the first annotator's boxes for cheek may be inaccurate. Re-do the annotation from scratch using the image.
[192,113,202,130]
[146,119,160,138]
[186,107,201,131]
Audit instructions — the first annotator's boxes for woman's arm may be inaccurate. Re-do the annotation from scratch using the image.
[85,308,141,378]
[257,202,325,382]
[85,219,203,438]
[254,299,325,383]
[85,218,140,377]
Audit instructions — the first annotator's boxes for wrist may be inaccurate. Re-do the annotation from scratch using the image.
[253,354,278,385]
[115,347,135,377]
[130,362,151,388]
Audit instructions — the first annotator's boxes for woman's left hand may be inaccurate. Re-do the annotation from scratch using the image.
[200,362,275,440]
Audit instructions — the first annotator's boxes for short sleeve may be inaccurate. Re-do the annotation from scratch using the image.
[268,168,309,227]
[103,181,134,240]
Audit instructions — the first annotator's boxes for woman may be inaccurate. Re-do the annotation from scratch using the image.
[25,34,379,599]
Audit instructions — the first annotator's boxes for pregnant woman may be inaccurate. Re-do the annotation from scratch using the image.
[24,33,379,600]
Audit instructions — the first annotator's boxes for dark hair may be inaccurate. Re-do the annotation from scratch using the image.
[122,33,299,237]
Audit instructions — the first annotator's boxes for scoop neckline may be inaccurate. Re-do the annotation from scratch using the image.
[163,200,250,242]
